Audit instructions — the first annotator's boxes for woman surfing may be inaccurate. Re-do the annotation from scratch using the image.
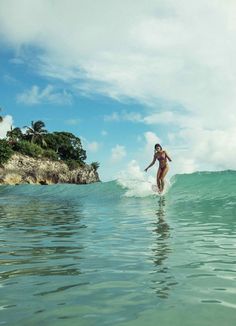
[145,143,172,193]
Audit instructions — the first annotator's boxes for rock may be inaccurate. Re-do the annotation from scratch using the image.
[0,154,100,185]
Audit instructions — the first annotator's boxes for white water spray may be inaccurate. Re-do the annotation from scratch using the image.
[117,160,171,197]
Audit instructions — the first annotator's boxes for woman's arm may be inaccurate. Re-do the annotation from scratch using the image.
[165,151,172,162]
[145,154,157,171]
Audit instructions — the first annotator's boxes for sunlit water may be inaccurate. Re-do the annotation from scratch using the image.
[0,171,236,325]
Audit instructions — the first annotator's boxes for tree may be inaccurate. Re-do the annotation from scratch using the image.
[6,126,23,143]
[91,162,100,171]
[13,141,43,158]
[44,131,86,163]
[24,120,47,146]
[0,139,14,165]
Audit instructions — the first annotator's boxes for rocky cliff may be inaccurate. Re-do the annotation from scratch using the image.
[0,154,100,185]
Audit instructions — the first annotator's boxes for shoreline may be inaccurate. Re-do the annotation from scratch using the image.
[0,153,100,185]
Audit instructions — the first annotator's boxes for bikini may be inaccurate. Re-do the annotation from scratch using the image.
[157,152,167,169]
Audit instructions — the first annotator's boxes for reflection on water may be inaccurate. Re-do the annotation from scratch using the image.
[151,198,177,299]
[0,198,86,281]
[152,198,170,267]
[1,183,236,326]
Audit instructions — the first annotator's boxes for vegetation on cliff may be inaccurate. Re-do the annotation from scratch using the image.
[0,139,14,165]
[0,117,99,173]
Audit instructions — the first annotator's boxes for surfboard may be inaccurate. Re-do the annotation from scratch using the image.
[151,184,163,195]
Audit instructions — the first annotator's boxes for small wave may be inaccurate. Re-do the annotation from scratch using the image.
[0,170,235,203]
[117,178,154,197]
[168,170,236,203]
[117,178,172,198]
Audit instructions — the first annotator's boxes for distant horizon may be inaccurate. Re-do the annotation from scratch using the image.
[1,0,236,182]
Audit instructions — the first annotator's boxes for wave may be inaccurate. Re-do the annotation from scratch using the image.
[168,170,236,202]
[0,170,235,204]
[118,170,236,205]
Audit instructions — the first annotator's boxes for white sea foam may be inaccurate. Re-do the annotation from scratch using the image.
[117,159,172,197]
[118,178,172,197]
[117,178,153,197]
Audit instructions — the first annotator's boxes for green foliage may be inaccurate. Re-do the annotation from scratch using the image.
[65,159,82,171]
[13,141,43,158]
[44,132,87,163]
[91,162,100,171]
[43,149,59,161]
[24,120,47,145]
[7,127,24,142]
[0,139,14,165]
[2,115,93,171]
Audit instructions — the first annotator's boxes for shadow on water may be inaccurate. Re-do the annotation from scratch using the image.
[150,197,177,299]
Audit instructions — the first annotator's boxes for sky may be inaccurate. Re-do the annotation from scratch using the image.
[1,0,236,182]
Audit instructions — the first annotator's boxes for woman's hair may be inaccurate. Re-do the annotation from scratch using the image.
[154,143,162,151]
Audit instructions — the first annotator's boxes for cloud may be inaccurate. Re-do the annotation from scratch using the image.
[111,144,126,162]
[86,141,100,153]
[17,85,72,105]
[104,110,180,126]
[143,111,176,125]
[1,0,236,113]
[9,57,24,65]
[65,119,80,126]
[81,137,101,153]
[101,130,108,136]
[104,110,143,123]
[0,115,13,138]
[173,126,236,172]
[3,74,18,85]
[118,160,148,182]
[104,112,120,122]
[144,131,161,155]
[1,0,236,172]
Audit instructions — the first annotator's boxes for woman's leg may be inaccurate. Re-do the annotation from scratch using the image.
[159,165,169,192]
[156,168,162,191]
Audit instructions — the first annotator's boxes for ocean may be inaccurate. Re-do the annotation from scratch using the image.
[0,170,236,326]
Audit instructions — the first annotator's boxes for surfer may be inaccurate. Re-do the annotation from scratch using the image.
[144,143,172,193]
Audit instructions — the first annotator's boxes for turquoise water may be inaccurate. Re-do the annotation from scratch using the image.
[0,171,236,325]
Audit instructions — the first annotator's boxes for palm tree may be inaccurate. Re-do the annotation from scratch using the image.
[91,162,100,171]
[24,120,48,146]
[6,126,23,142]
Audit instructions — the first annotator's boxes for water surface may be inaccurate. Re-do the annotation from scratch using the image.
[0,171,236,325]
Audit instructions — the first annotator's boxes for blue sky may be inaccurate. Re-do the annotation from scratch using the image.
[1,0,236,181]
